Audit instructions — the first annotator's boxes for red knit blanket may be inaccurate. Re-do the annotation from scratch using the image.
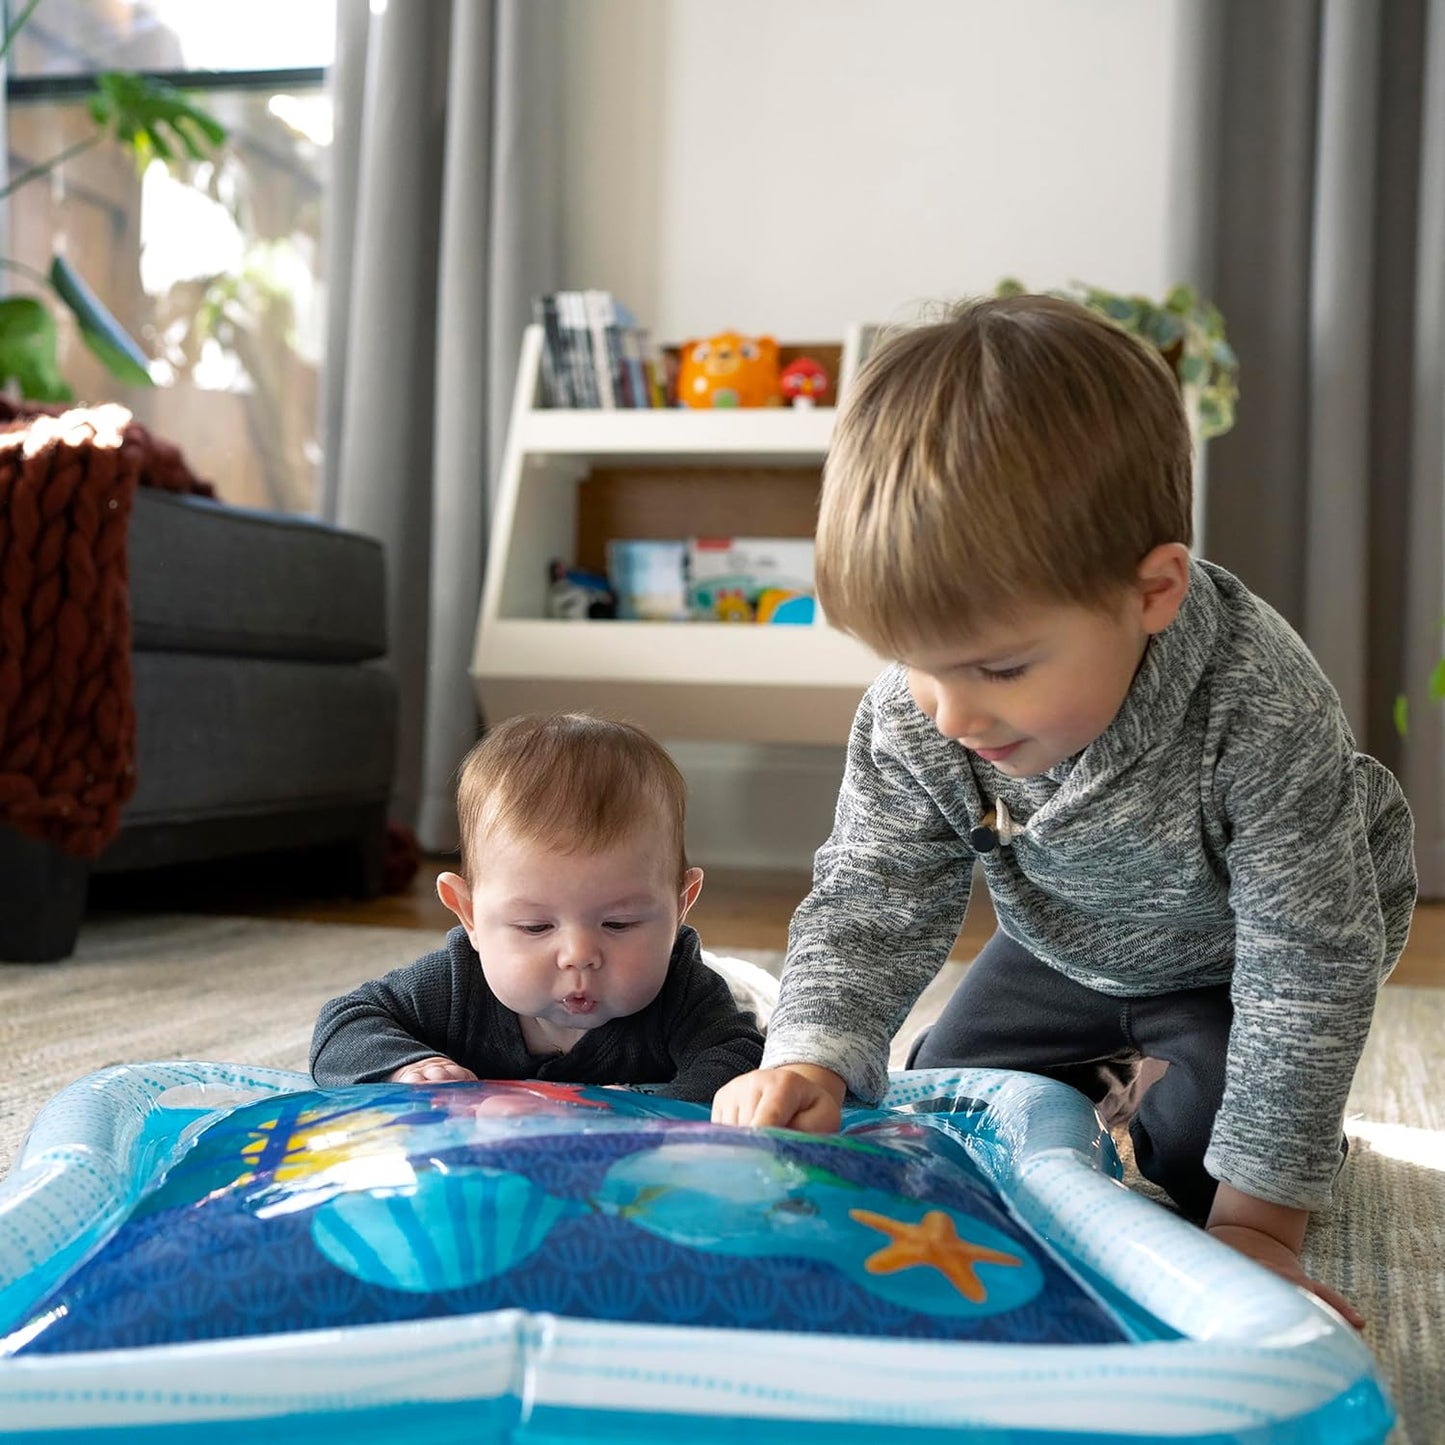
[0,404,212,857]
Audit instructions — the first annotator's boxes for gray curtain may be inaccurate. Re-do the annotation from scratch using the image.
[1200,0,1445,896]
[322,0,561,851]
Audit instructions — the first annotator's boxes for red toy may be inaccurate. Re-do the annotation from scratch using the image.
[780,356,831,408]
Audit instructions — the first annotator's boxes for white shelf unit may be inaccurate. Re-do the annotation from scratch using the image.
[471,324,882,744]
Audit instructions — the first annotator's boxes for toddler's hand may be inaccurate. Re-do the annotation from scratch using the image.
[712,1064,846,1133]
[1207,1223,1365,1330]
[390,1057,479,1084]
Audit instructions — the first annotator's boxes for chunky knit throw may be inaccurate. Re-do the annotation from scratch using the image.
[0,404,211,857]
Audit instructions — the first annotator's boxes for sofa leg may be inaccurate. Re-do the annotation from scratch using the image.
[0,829,91,962]
[336,807,388,900]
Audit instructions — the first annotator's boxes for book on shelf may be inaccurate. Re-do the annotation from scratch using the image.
[562,291,597,408]
[583,289,619,409]
[533,290,663,409]
[533,294,571,408]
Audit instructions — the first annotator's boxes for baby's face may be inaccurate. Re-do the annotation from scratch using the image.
[902,594,1152,778]
[464,824,696,1055]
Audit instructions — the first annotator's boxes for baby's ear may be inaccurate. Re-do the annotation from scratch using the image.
[436,872,476,937]
[679,866,705,920]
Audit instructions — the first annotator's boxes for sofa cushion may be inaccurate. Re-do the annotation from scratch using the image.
[128,490,387,662]
[123,652,397,823]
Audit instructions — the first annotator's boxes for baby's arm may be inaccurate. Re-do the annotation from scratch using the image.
[310,935,475,1086]
[650,953,765,1105]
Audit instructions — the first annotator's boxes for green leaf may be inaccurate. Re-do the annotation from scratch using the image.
[996,277,1026,297]
[88,73,227,166]
[1179,354,1208,384]
[1164,283,1197,313]
[1430,657,1445,700]
[1394,693,1409,737]
[1145,312,1184,350]
[0,296,74,401]
[1196,395,1225,435]
[49,255,154,388]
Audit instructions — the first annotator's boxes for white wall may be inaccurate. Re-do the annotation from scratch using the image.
[559,0,1209,339]
[555,0,1211,867]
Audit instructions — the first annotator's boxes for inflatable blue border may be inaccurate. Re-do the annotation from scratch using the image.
[0,1062,1393,1442]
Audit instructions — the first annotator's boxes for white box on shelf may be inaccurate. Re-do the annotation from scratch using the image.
[607,539,690,621]
[687,537,816,623]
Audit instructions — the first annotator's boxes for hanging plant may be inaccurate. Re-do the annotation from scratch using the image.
[996,278,1239,440]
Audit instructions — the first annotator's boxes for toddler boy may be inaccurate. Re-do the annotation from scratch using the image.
[712,295,1416,1323]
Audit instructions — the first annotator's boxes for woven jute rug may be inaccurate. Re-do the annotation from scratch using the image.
[1,915,1440,1443]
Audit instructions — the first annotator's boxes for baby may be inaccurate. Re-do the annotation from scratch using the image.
[312,713,764,1102]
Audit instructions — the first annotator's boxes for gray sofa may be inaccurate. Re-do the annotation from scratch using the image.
[0,488,398,962]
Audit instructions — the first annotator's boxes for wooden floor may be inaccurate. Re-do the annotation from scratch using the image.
[243,859,1445,989]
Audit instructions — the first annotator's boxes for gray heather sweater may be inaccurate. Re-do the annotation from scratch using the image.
[763,560,1416,1210]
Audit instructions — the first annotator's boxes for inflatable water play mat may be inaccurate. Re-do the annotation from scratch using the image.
[0,1062,1392,1442]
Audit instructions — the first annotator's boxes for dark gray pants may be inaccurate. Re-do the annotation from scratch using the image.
[909,930,1231,1221]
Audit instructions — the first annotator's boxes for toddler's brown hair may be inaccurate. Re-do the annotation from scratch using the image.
[816,293,1193,656]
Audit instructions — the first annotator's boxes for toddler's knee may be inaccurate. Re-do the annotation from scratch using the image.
[907,1025,945,1069]
[1128,1115,1218,1221]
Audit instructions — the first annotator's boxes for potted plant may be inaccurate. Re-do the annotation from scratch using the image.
[996,278,1239,441]
[0,0,227,401]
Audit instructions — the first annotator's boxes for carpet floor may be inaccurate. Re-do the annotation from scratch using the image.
[0,913,1440,1444]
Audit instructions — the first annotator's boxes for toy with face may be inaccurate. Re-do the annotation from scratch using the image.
[677,332,781,408]
[780,356,831,408]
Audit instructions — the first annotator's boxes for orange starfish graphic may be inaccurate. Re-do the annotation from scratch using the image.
[849,1207,1023,1303]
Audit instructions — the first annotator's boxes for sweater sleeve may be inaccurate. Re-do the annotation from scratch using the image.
[762,675,974,1102]
[310,928,480,1085]
[648,942,766,1104]
[1207,706,1407,1208]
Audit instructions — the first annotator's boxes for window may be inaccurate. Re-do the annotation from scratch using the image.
[3,0,335,514]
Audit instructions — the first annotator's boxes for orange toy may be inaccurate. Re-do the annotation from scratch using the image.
[677,332,781,408]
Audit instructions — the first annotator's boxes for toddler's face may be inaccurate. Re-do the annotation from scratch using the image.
[902,593,1154,778]
[455,824,699,1056]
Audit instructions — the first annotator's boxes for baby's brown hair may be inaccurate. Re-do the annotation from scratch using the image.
[456,713,689,884]
[816,293,1193,656]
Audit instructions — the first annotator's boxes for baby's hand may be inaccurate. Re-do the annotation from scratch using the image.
[712,1064,846,1133]
[390,1057,479,1084]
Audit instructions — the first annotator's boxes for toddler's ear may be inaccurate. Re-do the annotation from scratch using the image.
[1136,542,1191,635]
[437,871,477,940]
